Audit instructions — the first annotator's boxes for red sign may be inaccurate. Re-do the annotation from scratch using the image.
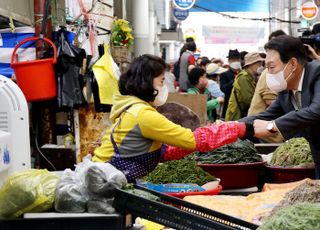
[301,1,319,20]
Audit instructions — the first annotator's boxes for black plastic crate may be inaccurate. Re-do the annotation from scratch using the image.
[0,214,125,230]
[114,186,258,230]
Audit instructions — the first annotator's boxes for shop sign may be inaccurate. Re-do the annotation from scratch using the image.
[301,1,319,20]
[172,0,195,10]
[173,8,189,21]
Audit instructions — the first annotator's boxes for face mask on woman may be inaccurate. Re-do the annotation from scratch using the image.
[266,62,293,93]
[153,85,168,107]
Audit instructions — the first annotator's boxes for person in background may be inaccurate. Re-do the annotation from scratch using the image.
[179,41,197,91]
[225,52,264,121]
[240,51,248,68]
[240,35,320,178]
[93,54,249,182]
[206,63,227,119]
[173,44,187,82]
[212,58,224,66]
[199,58,211,70]
[164,63,176,93]
[220,49,242,119]
[206,63,226,98]
[196,57,203,66]
[247,30,286,143]
[187,67,224,122]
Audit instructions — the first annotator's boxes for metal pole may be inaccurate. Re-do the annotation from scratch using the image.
[288,0,292,35]
[269,0,272,35]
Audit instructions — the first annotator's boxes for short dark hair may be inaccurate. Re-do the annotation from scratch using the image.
[268,29,286,41]
[200,59,211,66]
[264,35,307,65]
[188,67,206,86]
[185,41,197,52]
[185,37,194,42]
[119,54,165,102]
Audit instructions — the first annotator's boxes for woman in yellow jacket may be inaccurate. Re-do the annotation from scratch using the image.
[93,54,250,182]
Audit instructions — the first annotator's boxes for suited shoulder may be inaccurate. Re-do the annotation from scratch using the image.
[306,60,320,70]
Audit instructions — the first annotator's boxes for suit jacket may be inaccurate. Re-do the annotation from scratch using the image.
[220,69,237,118]
[240,60,320,168]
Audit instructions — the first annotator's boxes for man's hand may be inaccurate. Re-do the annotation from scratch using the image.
[253,119,272,138]
[304,44,320,60]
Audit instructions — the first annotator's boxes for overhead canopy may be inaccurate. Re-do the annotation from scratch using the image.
[190,0,269,13]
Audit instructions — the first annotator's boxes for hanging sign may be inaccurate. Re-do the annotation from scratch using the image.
[173,8,189,21]
[172,0,195,10]
[301,1,319,20]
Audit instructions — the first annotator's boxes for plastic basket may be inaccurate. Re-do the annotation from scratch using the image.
[114,186,258,230]
[111,45,131,63]
[198,162,266,189]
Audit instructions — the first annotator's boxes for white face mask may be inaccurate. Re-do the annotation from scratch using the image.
[153,85,168,107]
[256,66,264,75]
[266,62,293,93]
[229,61,241,70]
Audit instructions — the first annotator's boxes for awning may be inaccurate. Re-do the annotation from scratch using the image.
[190,0,269,13]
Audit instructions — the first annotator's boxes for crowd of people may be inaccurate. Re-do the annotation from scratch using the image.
[93,27,320,182]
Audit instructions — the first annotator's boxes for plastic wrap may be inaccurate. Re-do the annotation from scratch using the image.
[0,169,59,218]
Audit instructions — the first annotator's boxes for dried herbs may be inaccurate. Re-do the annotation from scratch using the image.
[185,140,262,164]
[270,137,313,167]
[271,180,320,215]
[144,159,215,185]
[258,203,320,230]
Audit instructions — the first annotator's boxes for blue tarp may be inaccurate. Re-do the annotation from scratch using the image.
[190,0,269,13]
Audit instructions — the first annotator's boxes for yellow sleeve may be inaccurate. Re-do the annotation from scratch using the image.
[137,108,196,149]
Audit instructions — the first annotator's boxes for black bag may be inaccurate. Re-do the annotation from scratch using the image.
[55,27,86,108]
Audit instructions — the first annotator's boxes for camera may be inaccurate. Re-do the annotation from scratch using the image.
[300,28,320,50]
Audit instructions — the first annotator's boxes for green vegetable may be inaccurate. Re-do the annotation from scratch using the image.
[270,137,313,167]
[258,203,320,230]
[271,180,320,215]
[144,159,215,185]
[185,140,262,164]
[126,188,160,201]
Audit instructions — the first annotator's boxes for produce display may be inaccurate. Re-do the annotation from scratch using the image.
[271,180,320,215]
[270,137,313,167]
[144,159,215,185]
[185,140,262,164]
[125,186,160,201]
[258,202,320,230]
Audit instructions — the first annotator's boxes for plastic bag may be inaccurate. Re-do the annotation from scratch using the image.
[55,26,86,108]
[0,169,59,218]
[76,155,127,197]
[73,156,126,213]
[87,197,115,214]
[54,169,89,213]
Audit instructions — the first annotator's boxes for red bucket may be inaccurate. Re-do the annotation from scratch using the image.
[11,37,57,102]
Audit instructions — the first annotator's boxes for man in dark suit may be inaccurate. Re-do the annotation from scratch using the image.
[240,35,320,178]
[220,49,241,118]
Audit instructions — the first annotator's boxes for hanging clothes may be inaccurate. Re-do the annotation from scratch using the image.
[92,44,120,105]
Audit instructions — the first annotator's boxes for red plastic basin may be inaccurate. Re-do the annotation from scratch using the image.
[198,162,266,189]
[265,165,315,183]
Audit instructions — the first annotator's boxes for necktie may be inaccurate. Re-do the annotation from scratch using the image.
[295,91,302,109]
